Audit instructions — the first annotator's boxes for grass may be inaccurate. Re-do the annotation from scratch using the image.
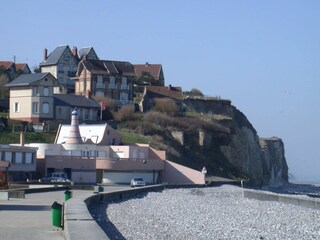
[0,130,56,144]
[118,129,149,145]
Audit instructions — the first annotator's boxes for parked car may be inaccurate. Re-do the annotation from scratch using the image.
[130,177,146,187]
[39,172,71,183]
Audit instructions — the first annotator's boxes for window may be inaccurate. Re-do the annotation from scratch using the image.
[109,76,116,89]
[32,102,39,113]
[25,153,33,164]
[42,102,49,114]
[84,109,89,119]
[15,152,23,164]
[120,92,128,101]
[32,87,39,96]
[5,152,12,163]
[121,77,127,85]
[43,87,49,96]
[14,102,20,112]
[97,75,103,83]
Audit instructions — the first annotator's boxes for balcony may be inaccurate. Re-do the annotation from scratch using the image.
[96,157,165,171]
[109,84,117,89]
[120,85,130,90]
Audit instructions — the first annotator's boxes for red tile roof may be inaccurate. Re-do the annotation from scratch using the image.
[0,61,14,69]
[15,63,27,70]
[145,85,183,100]
[134,64,162,80]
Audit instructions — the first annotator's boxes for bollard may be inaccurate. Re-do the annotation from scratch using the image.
[64,190,72,201]
[51,201,63,228]
[98,185,104,192]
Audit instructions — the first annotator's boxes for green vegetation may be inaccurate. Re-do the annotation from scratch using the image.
[0,130,56,144]
[119,129,149,145]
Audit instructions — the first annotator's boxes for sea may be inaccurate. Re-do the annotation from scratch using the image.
[268,180,320,198]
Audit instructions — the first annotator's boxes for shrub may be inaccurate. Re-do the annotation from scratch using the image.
[152,98,179,116]
[113,104,136,122]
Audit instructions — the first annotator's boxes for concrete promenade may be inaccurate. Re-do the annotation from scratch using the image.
[0,186,127,240]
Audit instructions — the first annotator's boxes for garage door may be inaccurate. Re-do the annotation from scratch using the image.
[102,171,158,184]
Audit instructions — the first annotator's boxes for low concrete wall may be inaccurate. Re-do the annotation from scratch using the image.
[243,189,320,210]
[64,185,165,240]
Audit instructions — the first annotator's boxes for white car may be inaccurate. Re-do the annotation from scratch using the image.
[130,178,146,187]
[40,172,71,183]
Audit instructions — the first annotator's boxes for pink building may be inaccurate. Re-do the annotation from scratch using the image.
[28,110,205,185]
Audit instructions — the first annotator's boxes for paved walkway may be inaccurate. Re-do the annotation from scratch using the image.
[0,190,92,240]
[0,186,128,240]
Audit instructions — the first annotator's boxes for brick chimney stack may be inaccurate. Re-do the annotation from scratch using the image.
[72,46,78,57]
[44,48,48,61]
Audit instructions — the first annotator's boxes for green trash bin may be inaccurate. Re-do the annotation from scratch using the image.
[64,190,72,201]
[51,201,62,228]
[98,185,104,192]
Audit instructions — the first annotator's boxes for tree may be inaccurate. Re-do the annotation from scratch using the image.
[92,96,116,120]
[135,71,162,86]
[0,66,9,99]
[190,88,204,97]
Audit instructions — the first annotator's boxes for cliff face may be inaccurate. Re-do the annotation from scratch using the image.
[182,98,289,186]
[123,97,289,187]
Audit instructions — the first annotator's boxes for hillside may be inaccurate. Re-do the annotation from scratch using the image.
[119,97,289,187]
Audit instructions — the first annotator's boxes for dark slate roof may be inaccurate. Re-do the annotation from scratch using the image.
[82,59,135,76]
[5,73,55,87]
[40,45,69,66]
[78,47,92,59]
[54,94,100,108]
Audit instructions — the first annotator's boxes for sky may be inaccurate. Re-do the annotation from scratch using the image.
[1,0,320,181]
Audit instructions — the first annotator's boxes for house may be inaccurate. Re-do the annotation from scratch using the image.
[140,85,184,112]
[15,63,31,74]
[6,73,58,122]
[5,73,100,123]
[0,137,38,181]
[74,59,135,108]
[0,61,31,78]
[133,63,165,86]
[39,45,79,94]
[27,109,205,185]
[78,47,99,60]
[54,94,100,122]
[0,61,31,102]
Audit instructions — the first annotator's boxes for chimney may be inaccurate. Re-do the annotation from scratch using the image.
[168,84,172,90]
[20,131,25,146]
[66,108,83,144]
[85,90,91,98]
[145,62,150,67]
[44,48,48,61]
[72,46,78,57]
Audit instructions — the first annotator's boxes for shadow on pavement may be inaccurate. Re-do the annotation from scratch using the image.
[0,205,51,211]
[89,203,126,240]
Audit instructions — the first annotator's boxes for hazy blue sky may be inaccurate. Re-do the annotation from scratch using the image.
[2,1,320,181]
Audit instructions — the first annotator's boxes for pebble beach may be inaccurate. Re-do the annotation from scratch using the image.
[91,185,320,240]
